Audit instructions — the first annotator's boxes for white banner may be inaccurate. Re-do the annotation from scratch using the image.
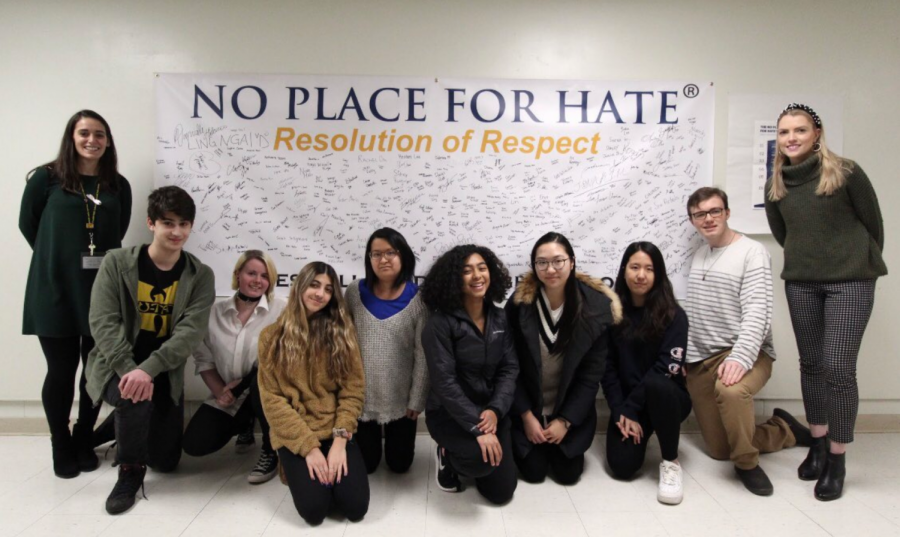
[155,74,715,297]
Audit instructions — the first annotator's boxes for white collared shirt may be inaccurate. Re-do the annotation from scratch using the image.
[193,293,287,415]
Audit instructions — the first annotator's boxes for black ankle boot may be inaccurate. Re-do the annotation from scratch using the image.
[798,436,829,481]
[814,452,846,501]
[51,434,80,479]
[72,422,100,472]
[93,412,116,448]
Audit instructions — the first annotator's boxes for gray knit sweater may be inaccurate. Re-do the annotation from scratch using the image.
[345,279,430,423]
[765,154,887,281]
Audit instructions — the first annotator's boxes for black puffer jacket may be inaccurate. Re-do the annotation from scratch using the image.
[505,272,621,459]
[422,303,519,436]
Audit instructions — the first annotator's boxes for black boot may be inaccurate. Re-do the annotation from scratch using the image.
[72,422,100,472]
[814,452,846,501]
[773,408,813,447]
[798,436,829,481]
[735,465,773,496]
[51,434,80,479]
[93,412,116,448]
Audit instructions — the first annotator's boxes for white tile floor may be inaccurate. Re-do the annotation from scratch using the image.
[1,433,899,537]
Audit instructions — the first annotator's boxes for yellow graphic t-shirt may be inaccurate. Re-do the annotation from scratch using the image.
[133,246,186,366]
[138,280,179,338]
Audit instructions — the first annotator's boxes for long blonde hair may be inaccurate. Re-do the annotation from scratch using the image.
[768,108,852,201]
[261,262,360,383]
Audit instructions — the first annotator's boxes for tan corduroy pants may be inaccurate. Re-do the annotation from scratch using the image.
[686,349,796,470]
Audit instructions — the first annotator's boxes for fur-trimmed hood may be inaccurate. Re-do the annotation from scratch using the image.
[512,271,622,324]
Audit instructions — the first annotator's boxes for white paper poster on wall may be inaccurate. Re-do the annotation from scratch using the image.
[727,95,843,234]
[155,74,715,297]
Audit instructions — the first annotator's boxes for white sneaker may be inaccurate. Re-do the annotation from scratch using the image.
[658,460,683,505]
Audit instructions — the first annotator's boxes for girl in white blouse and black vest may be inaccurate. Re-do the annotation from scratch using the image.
[182,250,286,483]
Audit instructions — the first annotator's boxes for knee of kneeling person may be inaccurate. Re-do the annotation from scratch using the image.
[344,502,369,523]
[518,464,547,484]
[384,452,414,474]
[553,467,582,486]
[714,380,752,405]
[480,481,517,505]
[607,460,640,480]
[295,501,328,526]
[706,444,731,461]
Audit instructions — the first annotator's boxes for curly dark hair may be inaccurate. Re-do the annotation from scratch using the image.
[421,244,512,313]
[148,185,196,223]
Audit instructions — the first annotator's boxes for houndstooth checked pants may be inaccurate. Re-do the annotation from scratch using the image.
[785,280,876,444]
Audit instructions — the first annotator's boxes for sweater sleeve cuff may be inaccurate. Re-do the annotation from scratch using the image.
[297,436,323,458]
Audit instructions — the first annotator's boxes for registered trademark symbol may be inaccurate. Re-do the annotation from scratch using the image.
[683,84,699,98]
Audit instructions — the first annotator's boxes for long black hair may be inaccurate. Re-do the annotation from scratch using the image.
[613,241,677,341]
[530,232,582,355]
[28,110,120,193]
[421,244,511,313]
[364,227,416,289]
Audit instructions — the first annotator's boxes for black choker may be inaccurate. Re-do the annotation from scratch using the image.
[236,291,262,303]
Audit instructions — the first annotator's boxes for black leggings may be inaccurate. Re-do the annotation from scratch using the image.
[515,443,584,485]
[426,409,517,505]
[38,336,100,438]
[606,375,691,480]
[182,373,272,456]
[103,374,183,472]
[355,417,417,474]
[279,441,370,525]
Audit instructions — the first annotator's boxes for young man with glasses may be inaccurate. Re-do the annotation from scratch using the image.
[682,187,811,496]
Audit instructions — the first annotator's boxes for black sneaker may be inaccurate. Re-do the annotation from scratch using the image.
[235,422,256,454]
[248,449,278,484]
[106,464,147,515]
[735,465,774,496]
[773,408,814,447]
[434,445,463,492]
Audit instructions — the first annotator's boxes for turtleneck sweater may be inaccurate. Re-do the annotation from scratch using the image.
[764,154,887,281]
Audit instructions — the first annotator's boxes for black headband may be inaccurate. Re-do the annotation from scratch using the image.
[781,103,822,128]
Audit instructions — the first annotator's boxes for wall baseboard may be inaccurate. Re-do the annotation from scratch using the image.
[2,400,900,435]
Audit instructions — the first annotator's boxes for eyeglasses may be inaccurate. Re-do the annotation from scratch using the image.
[534,258,571,271]
[369,250,398,260]
[689,207,726,221]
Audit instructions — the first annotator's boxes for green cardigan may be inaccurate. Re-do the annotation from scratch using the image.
[19,167,132,336]
[85,246,216,405]
[764,154,887,281]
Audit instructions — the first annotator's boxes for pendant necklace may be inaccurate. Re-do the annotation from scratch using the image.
[81,181,101,255]
[702,231,738,281]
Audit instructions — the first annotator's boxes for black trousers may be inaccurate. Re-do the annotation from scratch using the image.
[102,374,183,472]
[279,440,370,526]
[426,408,517,505]
[182,373,272,456]
[38,336,100,439]
[355,417,417,474]
[515,442,584,485]
[606,374,691,480]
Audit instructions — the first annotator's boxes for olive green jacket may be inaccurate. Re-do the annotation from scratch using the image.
[85,246,216,405]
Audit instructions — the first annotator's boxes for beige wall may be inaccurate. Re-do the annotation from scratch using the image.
[1,0,898,413]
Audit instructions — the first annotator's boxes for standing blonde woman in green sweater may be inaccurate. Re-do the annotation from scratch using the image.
[765,103,887,502]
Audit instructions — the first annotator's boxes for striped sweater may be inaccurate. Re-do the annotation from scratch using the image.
[684,235,775,370]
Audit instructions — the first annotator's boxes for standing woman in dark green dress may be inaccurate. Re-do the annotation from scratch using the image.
[19,110,132,478]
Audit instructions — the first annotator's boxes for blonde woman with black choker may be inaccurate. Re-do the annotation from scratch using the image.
[258,262,368,526]
[182,250,286,484]
[19,110,132,479]
[765,103,887,501]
